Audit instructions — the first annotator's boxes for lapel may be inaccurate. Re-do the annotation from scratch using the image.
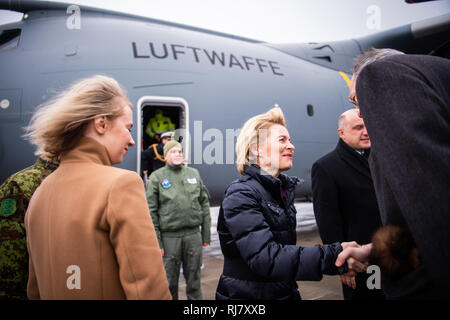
[335,139,372,180]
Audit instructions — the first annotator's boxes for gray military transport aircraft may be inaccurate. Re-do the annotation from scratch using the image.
[0,0,449,203]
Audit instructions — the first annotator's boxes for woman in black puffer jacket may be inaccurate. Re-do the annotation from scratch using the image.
[216,107,355,300]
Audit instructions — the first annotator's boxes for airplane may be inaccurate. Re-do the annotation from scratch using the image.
[0,0,449,204]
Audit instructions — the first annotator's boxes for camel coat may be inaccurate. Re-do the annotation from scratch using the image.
[25,137,171,300]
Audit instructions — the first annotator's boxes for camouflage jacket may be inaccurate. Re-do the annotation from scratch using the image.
[0,158,58,300]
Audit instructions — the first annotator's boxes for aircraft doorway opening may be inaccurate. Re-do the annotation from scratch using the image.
[137,96,190,180]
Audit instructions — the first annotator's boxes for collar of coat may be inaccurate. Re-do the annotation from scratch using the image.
[60,136,113,166]
[165,163,183,171]
[35,157,59,172]
[242,164,301,197]
[336,138,372,180]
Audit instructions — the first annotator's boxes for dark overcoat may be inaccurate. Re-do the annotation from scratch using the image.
[311,139,384,300]
[357,54,450,299]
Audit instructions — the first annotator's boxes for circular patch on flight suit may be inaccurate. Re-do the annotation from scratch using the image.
[0,198,17,217]
[161,179,172,189]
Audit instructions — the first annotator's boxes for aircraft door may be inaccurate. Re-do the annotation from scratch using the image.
[137,96,189,180]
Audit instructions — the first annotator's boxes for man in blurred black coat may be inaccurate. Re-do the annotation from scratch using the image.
[312,108,384,300]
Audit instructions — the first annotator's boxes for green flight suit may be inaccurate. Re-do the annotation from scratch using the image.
[0,158,58,300]
[147,163,211,300]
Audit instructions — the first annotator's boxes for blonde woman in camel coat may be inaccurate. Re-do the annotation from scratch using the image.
[24,75,171,300]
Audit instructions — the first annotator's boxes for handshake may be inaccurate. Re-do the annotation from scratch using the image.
[335,225,421,289]
[335,241,373,289]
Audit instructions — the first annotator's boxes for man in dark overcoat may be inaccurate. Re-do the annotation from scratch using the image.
[312,108,384,300]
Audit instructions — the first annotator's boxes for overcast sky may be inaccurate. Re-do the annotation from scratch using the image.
[1,0,449,42]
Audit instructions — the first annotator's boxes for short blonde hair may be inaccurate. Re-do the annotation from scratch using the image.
[235,107,286,174]
[24,75,132,161]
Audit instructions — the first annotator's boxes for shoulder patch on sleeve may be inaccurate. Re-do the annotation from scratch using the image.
[0,198,17,217]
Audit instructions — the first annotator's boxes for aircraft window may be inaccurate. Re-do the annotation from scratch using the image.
[313,55,332,63]
[0,29,21,51]
[307,104,314,117]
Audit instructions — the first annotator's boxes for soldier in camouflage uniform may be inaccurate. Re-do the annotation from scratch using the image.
[0,157,58,300]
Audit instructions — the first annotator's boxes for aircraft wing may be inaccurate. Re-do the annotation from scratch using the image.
[265,13,450,74]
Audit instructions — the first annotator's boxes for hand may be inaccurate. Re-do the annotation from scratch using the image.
[339,241,368,273]
[339,270,357,289]
[202,242,209,247]
[336,243,373,273]
[341,241,360,250]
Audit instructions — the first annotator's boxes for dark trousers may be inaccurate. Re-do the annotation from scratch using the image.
[162,232,203,300]
[342,273,385,300]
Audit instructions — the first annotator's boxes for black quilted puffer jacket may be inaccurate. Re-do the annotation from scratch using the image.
[216,165,347,300]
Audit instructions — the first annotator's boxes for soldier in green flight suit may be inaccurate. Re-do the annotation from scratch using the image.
[147,140,211,300]
[145,109,176,142]
[0,157,58,300]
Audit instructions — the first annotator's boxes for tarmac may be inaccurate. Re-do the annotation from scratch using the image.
[177,202,344,300]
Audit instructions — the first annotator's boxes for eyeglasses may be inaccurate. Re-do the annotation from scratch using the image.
[349,98,363,118]
[349,95,359,110]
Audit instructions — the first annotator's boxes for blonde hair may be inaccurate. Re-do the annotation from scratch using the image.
[235,107,286,174]
[24,75,132,161]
